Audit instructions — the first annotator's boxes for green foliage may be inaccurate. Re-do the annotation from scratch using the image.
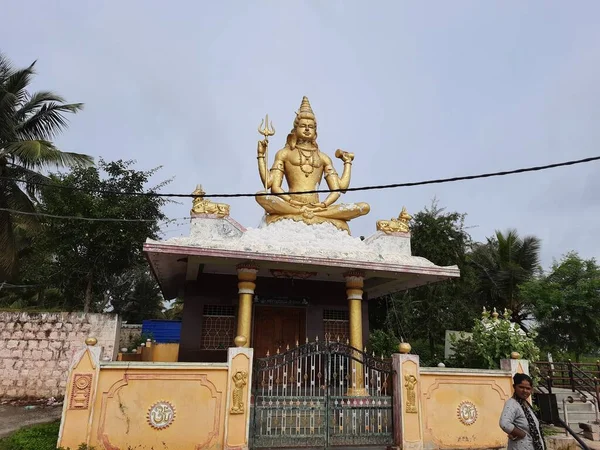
[522,252,600,361]
[0,52,92,281]
[470,229,541,326]
[0,159,169,315]
[163,297,184,320]
[0,421,60,450]
[368,329,399,358]
[407,339,446,367]
[448,308,540,369]
[377,199,481,357]
[105,267,164,323]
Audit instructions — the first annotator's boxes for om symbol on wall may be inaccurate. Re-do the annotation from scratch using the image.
[147,401,176,429]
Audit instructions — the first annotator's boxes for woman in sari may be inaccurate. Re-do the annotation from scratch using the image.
[500,373,545,450]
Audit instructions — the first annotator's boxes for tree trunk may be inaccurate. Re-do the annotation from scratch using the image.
[83,271,93,313]
[428,330,435,358]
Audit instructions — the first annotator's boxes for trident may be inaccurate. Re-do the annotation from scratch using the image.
[258,114,275,191]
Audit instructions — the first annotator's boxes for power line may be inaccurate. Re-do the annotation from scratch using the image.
[1,155,599,199]
[0,208,184,223]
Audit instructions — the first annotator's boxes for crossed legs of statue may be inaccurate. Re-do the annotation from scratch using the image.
[256,193,370,232]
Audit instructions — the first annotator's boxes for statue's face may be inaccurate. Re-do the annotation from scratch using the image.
[295,118,316,140]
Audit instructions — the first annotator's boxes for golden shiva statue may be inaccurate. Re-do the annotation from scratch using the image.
[255,97,370,233]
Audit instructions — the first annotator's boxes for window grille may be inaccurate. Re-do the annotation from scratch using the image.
[201,305,235,350]
[323,309,350,343]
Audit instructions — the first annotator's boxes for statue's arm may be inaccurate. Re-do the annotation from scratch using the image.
[269,150,291,202]
[321,154,341,207]
[257,140,271,189]
[334,150,354,192]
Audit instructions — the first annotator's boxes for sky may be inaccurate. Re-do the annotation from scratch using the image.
[2,1,600,269]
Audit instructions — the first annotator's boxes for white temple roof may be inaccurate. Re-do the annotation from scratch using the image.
[144,216,460,300]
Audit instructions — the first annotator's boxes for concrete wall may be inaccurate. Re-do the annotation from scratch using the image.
[58,344,254,450]
[0,311,120,399]
[393,353,518,450]
[420,368,512,449]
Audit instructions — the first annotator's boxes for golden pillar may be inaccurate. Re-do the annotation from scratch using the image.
[344,270,367,396]
[236,264,258,348]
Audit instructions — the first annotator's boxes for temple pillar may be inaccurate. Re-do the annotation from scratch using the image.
[344,270,367,396]
[236,264,258,348]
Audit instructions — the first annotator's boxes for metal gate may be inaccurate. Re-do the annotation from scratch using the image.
[251,338,394,448]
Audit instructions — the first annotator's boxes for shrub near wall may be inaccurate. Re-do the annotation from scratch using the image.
[0,312,119,399]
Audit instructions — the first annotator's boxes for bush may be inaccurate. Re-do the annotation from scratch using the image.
[409,339,446,367]
[368,329,399,358]
[447,308,540,369]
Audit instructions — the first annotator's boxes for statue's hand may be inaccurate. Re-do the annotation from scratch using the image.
[257,139,268,157]
[306,202,327,212]
[335,149,355,163]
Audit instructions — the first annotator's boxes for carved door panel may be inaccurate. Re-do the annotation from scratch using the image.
[253,306,306,358]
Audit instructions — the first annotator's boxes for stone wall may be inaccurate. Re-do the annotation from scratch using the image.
[0,311,120,399]
[118,323,142,350]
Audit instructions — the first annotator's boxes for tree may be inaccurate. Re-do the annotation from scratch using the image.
[373,199,480,364]
[0,53,92,280]
[106,266,165,323]
[11,159,169,313]
[448,308,540,369]
[470,229,541,327]
[522,252,600,361]
[163,297,184,320]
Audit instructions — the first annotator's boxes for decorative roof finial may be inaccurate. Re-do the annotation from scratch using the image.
[190,184,230,218]
[376,206,412,234]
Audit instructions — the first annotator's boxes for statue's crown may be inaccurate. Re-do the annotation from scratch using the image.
[296,96,316,122]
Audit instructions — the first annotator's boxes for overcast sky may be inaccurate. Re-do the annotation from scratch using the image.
[3,1,600,269]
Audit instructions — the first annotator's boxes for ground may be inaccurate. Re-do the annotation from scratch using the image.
[0,404,62,439]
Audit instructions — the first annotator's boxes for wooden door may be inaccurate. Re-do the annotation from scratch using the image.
[252,306,306,358]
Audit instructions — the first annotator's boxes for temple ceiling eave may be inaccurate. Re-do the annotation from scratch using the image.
[143,242,459,300]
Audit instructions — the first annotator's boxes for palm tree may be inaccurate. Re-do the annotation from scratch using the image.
[470,229,541,326]
[0,53,93,280]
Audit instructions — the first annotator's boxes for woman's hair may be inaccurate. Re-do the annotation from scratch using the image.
[513,373,533,386]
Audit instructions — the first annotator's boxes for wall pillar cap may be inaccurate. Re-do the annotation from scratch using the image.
[398,342,411,354]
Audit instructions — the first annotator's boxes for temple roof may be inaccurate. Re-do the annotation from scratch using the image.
[144,216,460,300]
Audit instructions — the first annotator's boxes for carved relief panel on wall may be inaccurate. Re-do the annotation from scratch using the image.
[230,371,248,414]
[69,374,93,410]
[404,374,418,413]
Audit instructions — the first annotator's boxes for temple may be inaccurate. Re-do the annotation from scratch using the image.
[143,96,460,363]
[59,98,527,450]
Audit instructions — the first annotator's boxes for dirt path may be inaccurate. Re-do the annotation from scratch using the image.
[0,404,63,438]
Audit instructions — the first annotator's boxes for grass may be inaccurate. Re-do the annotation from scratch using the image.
[0,421,95,450]
[0,421,59,450]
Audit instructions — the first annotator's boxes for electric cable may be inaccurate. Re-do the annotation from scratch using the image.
[1,155,598,223]
[0,155,598,199]
[0,208,183,223]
